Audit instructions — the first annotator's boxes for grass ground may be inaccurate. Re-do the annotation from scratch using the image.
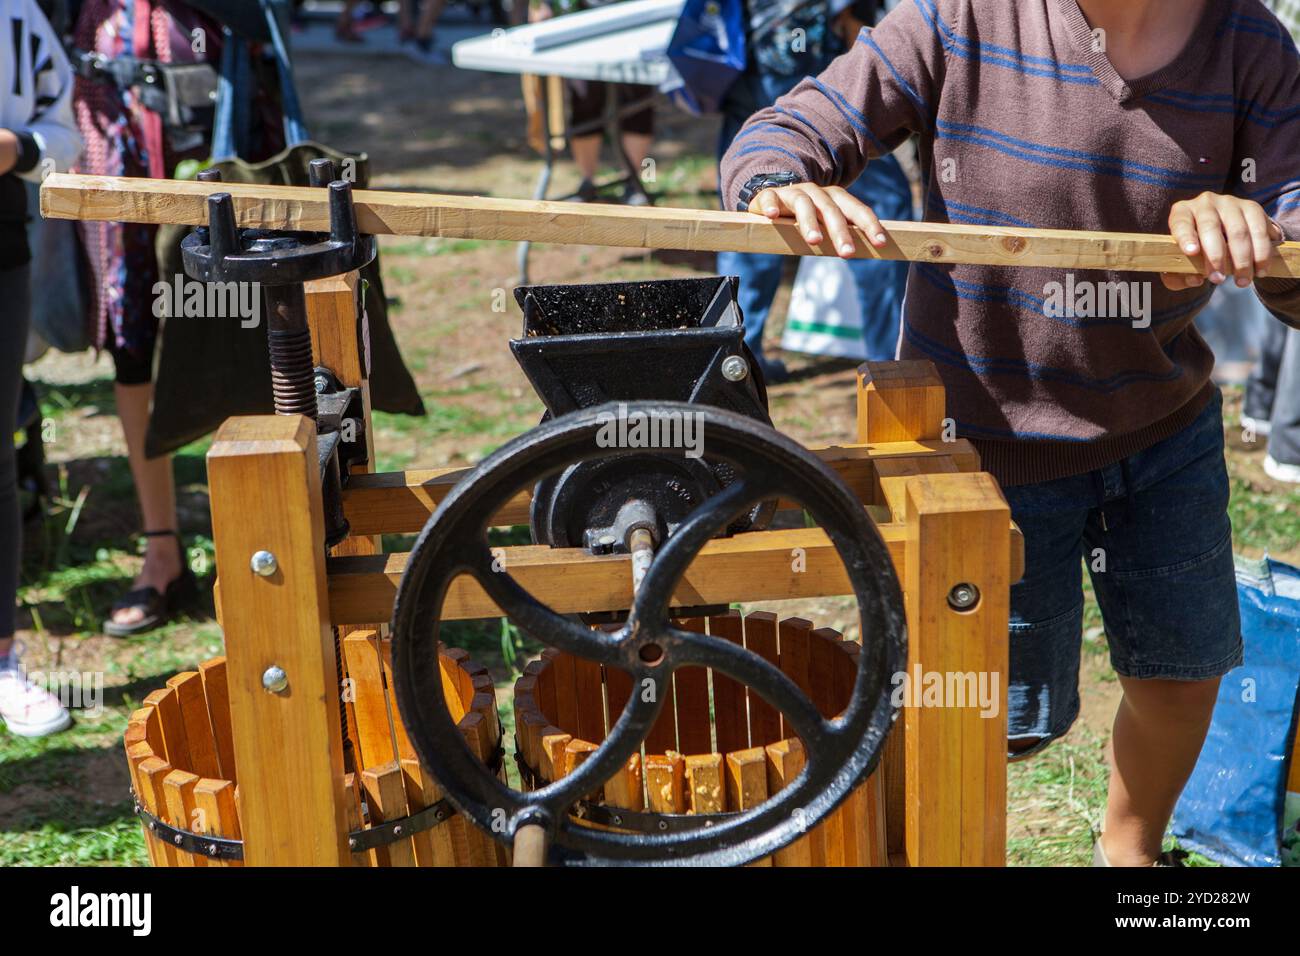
[3,50,1298,867]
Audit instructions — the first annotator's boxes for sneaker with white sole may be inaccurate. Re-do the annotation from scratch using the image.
[1264,454,1300,484]
[0,665,72,737]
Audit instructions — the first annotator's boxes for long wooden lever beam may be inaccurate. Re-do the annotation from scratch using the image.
[40,172,1300,276]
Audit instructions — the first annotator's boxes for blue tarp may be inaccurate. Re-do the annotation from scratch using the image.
[1170,557,1300,866]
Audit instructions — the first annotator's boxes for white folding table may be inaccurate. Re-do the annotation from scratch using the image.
[452,0,684,281]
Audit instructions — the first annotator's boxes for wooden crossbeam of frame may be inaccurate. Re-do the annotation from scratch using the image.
[340,438,981,536]
[328,525,897,627]
[40,172,1300,276]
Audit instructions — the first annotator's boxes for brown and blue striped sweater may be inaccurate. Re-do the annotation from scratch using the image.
[721,0,1300,485]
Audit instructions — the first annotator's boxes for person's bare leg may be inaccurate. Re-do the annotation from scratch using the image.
[620,131,652,174]
[571,134,602,182]
[416,0,447,40]
[336,0,364,41]
[1100,675,1220,865]
[619,130,653,200]
[620,132,652,169]
[111,382,181,628]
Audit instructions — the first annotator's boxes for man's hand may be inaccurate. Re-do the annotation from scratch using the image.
[750,182,888,257]
[0,129,20,177]
[1163,192,1284,290]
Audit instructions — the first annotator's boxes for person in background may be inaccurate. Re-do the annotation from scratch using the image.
[70,0,227,637]
[717,0,913,382]
[1243,0,1300,484]
[0,0,82,737]
[399,0,450,62]
[532,0,655,206]
[336,0,365,43]
[1244,320,1300,482]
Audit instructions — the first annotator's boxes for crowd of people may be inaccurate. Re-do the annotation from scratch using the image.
[1,0,1298,870]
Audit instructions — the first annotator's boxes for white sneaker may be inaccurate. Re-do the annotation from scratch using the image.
[1264,454,1300,484]
[0,666,72,737]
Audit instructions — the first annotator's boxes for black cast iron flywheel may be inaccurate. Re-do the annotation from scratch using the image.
[389,401,906,866]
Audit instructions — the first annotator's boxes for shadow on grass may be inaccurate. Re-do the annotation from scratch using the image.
[784,357,862,383]
[0,738,145,866]
[19,445,215,636]
[623,248,723,273]
[15,567,215,639]
[31,377,117,421]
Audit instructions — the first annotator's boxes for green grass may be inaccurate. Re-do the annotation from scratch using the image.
[1229,474,1300,556]
[0,711,147,867]
[3,433,223,866]
[1007,732,1109,866]
[381,237,491,258]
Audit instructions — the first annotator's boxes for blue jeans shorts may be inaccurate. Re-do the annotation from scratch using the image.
[1003,391,1243,754]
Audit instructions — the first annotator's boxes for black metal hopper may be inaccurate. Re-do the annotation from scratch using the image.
[509,276,771,423]
[506,276,776,561]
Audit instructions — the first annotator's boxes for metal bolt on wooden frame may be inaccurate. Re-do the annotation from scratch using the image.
[43,175,1026,866]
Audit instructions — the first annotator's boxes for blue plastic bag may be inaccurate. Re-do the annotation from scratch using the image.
[1170,557,1300,866]
[664,0,747,115]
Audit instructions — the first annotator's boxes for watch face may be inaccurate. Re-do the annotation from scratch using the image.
[739,173,797,211]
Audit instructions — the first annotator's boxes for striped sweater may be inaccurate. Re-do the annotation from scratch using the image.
[721,0,1300,485]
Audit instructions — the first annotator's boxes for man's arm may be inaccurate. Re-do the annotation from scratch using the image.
[719,0,946,253]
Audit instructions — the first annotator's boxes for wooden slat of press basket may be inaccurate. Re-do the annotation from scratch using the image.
[519,613,886,865]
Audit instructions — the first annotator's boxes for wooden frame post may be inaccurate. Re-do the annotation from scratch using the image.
[305,272,380,765]
[857,361,947,445]
[902,473,1010,866]
[208,415,351,866]
[858,361,1010,866]
[305,270,378,560]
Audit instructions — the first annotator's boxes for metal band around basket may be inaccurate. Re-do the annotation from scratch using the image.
[345,796,458,853]
[347,737,507,852]
[131,797,245,861]
[513,752,739,835]
[127,732,506,862]
[130,794,460,860]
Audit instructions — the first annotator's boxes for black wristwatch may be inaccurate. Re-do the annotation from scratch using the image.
[736,171,800,212]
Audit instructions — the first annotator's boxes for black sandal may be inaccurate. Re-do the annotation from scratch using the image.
[103,531,200,637]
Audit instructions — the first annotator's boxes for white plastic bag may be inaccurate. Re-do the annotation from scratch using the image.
[780,255,871,361]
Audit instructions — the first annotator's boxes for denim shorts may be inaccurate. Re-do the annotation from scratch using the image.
[1003,391,1243,754]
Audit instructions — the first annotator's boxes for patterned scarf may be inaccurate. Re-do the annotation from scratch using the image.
[73,0,208,357]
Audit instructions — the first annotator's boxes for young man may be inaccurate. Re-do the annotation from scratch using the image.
[721,0,1300,865]
[0,0,82,736]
